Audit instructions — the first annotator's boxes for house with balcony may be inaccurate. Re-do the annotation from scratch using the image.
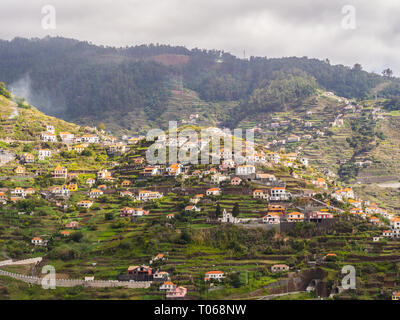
[236,164,256,176]
[253,189,269,200]
[204,271,224,281]
[127,265,153,281]
[41,132,57,142]
[262,214,280,224]
[271,264,289,272]
[166,286,187,299]
[89,189,103,198]
[270,187,290,201]
[159,281,176,291]
[206,188,221,196]
[52,165,67,179]
[77,200,93,208]
[287,212,304,222]
[38,149,52,160]
[138,190,163,201]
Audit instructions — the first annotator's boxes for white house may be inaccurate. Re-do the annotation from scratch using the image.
[81,134,99,144]
[382,230,393,237]
[299,157,309,166]
[204,271,225,281]
[211,173,229,184]
[153,271,169,281]
[390,218,400,229]
[206,188,221,196]
[253,189,269,200]
[120,207,146,217]
[49,186,70,197]
[97,169,112,180]
[38,149,52,160]
[166,163,182,176]
[86,178,96,186]
[270,187,290,201]
[120,191,134,198]
[46,125,55,134]
[159,281,177,291]
[77,200,93,208]
[89,189,103,198]
[141,167,160,176]
[138,190,163,201]
[271,264,289,272]
[262,214,280,224]
[107,144,127,155]
[236,164,256,176]
[268,153,281,164]
[59,132,75,143]
[185,205,201,212]
[287,212,304,222]
[31,237,44,245]
[333,188,355,201]
[221,159,236,169]
[256,173,276,182]
[41,132,57,142]
[13,187,26,197]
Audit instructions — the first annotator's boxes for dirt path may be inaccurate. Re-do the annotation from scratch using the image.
[311,198,344,213]
[0,269,151,289]
[8,100,19,119]
[0,257,151,289]
[257,291,305,300]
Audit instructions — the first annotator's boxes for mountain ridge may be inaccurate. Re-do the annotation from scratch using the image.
[0,36,399,135]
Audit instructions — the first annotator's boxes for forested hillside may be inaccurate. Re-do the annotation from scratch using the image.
[0,36,398,133]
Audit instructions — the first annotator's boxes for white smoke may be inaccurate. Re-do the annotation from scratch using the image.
[8,74,67,117]
[9,74,33,104]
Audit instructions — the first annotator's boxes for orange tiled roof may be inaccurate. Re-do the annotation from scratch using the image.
[205,271,223,275]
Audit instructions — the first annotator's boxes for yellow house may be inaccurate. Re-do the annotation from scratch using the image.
[63,183,78,192]
[121,180,131,187]
[73,144,86,153]
[14,166,25,175]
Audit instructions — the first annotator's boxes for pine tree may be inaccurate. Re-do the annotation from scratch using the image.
[215,203,222,219]
[232,203,240,217]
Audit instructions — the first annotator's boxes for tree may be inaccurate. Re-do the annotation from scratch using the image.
[71,231,83,242]
[22,143,34,152]
[179,230,191,244]
[81,149,93,157]
[228,272,242,288]
[382,68,393,78]
[352,63,362,71]
[104,212,114,221]
[98,122,106,131]
[232,203,240,217]
[215,203,222,219]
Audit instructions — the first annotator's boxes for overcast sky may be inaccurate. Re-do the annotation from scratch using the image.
[0,0,400,74]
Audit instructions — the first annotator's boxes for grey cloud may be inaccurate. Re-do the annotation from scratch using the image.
[0,0,400,74]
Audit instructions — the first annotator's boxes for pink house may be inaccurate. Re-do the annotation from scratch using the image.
[166,286,187,299]
[309,212,333,221]
[65,221,80,229]
[231,177,242,186]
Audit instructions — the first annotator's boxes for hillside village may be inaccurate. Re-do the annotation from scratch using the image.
[240,90,393,185]
[0,85,400,300]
